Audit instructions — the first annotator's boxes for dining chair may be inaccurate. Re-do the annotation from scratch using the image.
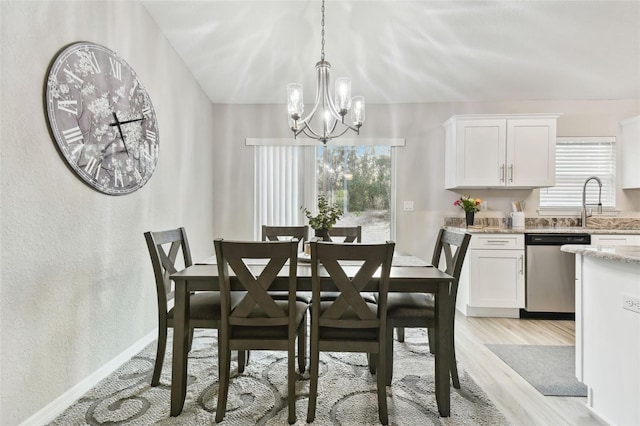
[261,225,311,303]
[261,224,309,245]
[214,238,307,424]
[327,225,362,242]
[307,239,395,425]
[384,228,471,388]
[143,227,246,387]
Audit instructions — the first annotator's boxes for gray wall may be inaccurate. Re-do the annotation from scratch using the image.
[0,2,218,424]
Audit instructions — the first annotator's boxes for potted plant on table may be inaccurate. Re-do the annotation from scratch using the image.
[301,194,343,241]
[454,195,482,227]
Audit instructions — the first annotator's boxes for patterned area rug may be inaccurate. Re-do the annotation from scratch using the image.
[52,329,508,425]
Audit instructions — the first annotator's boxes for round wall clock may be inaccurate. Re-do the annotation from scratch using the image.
[45,41,159,195]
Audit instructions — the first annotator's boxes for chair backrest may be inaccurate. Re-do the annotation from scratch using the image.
[144,227,193,314]
[214,238,298,328]
[262,225,309,246]
[431,228,471,304]
[310,240,395,330]
[327,225,362,243]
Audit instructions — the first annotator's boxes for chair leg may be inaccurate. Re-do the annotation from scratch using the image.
[376,348,388,425]
[151,325,167,387]
[427,327,436,354]
[288,336,297,424]
[450,323,460,389]
[451,347,460,389]
[215,341,231,423]
[368,353,377,374]
[298,314,307,373]
[238,350,246,373]
[385,325,394,386]
[396,327,405,342]
[187,327,195,352]
[306,337,320,423]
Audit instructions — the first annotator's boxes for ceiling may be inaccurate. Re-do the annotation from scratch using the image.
[141,0,640,105]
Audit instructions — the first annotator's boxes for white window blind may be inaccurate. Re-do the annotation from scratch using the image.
[539,137,616,209]
[254,146,309,240]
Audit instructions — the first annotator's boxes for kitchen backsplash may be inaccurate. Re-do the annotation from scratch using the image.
[444,216,640,229]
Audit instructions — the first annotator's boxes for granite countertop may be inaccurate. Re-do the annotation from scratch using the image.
[446,226,640,235]
[560,245,640,265]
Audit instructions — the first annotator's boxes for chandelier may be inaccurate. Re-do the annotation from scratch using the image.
[286,0,365,144]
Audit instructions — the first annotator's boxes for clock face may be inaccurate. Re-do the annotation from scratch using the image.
[45,42,159,195]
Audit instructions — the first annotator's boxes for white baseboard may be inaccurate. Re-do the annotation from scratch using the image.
[20,330,157,426]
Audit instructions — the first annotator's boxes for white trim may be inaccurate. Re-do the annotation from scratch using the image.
[246,138,406,147]
[19,330,157,426]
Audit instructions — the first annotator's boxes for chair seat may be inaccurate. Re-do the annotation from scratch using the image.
[167,292,246,321]
[269,291,312,303]
[317,301,379,340]
[386,293,435,320]
[320,291,376,303]
[167,292,223,321]
[231,300,308,338]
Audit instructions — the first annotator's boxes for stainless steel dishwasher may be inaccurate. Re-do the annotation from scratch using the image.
[524,233,590,316]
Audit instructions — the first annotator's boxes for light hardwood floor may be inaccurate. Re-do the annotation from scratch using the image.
[454,315,606,426]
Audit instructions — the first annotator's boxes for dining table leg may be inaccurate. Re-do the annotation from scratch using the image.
[170,280,190,416]
[434,280,451,417]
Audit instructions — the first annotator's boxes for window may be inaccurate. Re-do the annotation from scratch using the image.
[539,137,616,210]
[316,145,392,242]
[250,138,403,243]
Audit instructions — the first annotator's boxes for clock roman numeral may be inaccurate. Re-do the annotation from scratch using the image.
[146,130,157,143]
[57,100,78,115]
[114,166,124,187]
[84,157,101,180]
[88,51,101,74]
[142,107,151,118]
[63,67,84,84]
[62,126,84,144]
[109,57,122,80]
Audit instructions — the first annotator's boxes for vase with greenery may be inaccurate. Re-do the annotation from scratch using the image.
[301,194,343,241]
[453,195,482,227]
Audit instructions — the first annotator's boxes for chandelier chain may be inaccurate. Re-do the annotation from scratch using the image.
[320,0,325,61]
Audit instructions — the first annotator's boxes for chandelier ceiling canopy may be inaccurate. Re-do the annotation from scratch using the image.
[286,0,365,144]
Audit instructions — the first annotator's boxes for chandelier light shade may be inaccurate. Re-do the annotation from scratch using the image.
[287,0,365,144]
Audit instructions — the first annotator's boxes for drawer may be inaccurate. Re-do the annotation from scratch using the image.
[470,234,524,250]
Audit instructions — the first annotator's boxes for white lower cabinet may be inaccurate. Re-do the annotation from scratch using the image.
[457,234,525,318]
[590,234,640,246]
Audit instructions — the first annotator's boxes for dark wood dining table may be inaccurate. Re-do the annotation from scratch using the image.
[169,255,455,417]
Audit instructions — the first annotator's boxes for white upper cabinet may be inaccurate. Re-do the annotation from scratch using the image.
[444,114,560,189]
[620,116,640,189]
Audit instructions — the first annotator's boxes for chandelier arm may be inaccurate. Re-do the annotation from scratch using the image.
[301,126,321,139]
[297,63,324,125]
[329,125,353,140]
[320,64,343,121]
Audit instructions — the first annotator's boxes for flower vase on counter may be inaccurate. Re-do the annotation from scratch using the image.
[454,195,481,228]
[465,211,475,227]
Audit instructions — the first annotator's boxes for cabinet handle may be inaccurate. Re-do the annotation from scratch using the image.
[485,240,510,245]
[500,164,505,182]
[519,254,524,275]
[509,164,514,182]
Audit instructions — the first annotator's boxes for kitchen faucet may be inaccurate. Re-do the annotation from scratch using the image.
[581,176,602,228]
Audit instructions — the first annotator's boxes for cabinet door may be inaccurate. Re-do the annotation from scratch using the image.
[456,119,506,187]
[506,119,556,187]
[469,249,525,308]
[620,116,640,189]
